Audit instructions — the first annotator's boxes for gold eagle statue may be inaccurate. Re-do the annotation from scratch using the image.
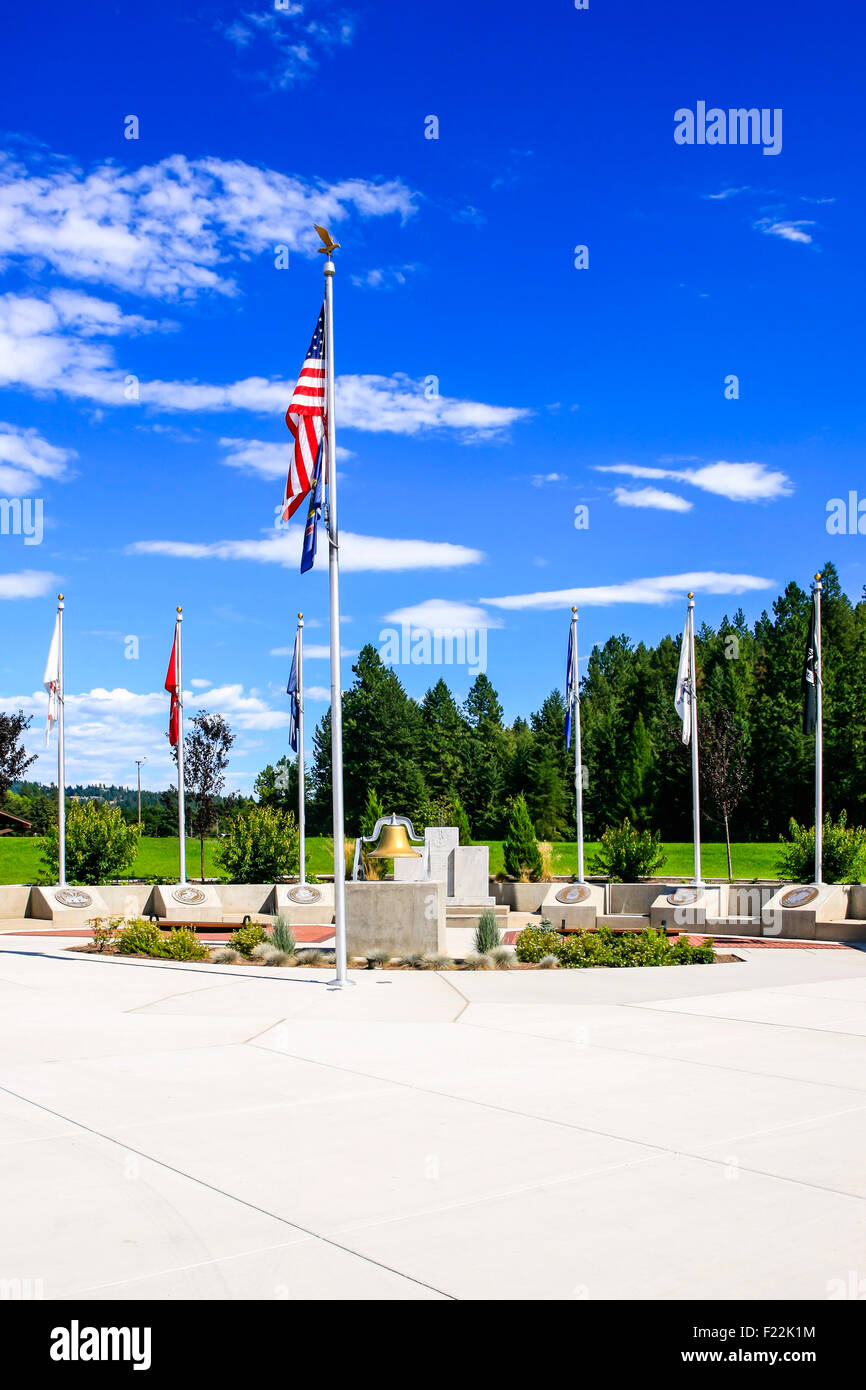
[314,224,341,256]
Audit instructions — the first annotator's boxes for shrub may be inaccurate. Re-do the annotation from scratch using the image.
[670,936,716,964]
[271,914,296,955]
[215,805,300,884]
[422,953,454,970]
[163,927,209,961]
[488,945,514,969]
[365,948,391,968]
[776,810,866,884]
[554,927,716,969]
[462,953,493,970]
[41,801,141,885]
[89,916,122,952]
[537,841,553,880]
[538,954,559,969]
[229,921,270,957]
[400,953,425,969]
[251,942,276,960]
[587,818,666,882]
[264,950,293,966]
[296,948,328,967]
[515,920,562,963]
[503,794,544,881]
[211,947,241,963]
[117,919,166,956]
[474,907,501,954]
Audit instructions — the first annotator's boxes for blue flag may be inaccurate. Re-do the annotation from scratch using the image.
[564,623,575,749]
[300,440,324,575]
[287,630,300,753]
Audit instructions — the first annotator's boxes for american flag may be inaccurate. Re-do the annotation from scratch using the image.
[282,306,326,522]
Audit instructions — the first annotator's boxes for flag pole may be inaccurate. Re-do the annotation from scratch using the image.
[571,607,585,883]
[57,593,66,887]
[322,243,350,986]
[176,606,186,886]
[813,573,823,886]
[688,592,703,887]
[296,611,306,885]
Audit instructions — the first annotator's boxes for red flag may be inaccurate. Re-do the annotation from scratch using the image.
[165,628,179,746]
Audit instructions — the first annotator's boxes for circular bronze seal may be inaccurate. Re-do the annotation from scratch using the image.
[287,885,322,905]
[172,887,207,906]
[55,888,93,909]
[555,884,591,905]
[666,888,700,907]
[780,886,819,908]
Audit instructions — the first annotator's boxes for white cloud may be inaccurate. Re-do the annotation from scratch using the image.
[530,472,567,486]
[480,572,775,611]
[269,644,356,658]
[755,218,815,245]
[128,530,484,572]
[598,460,792,503]
[705,186,753,200]
[0,291,528,440]
[219,436,353,480]
[8,682,291,784]
[613,486,692,512]
[382,599,503,632]
[0,153,415,299]
[0,570,60,599]
[335,374,529,440]
[350,265,419,290]
[189,678,212,688]
[220,6,355,89]
[0,422,76,492]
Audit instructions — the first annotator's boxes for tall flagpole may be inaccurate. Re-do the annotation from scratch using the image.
[296,611,306,885]
[57,593,66,887]
[813,573,823,886]
[688,592,703,887]
[571,606,585,883]
[176,606,187,886]
[322,243,350,986]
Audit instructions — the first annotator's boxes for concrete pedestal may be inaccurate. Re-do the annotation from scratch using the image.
[345,880,445,957]
[540,881,604,929]
[151,883,224,923]
[761,883,848,939]
[650,884,729,929]
[273,882,335,925]
[29,884,110,925]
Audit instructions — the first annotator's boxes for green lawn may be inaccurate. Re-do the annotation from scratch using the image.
[0,834,781,884]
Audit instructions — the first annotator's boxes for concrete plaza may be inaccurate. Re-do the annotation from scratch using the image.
[1,933,866,1301]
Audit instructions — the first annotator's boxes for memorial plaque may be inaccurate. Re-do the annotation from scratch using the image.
[55,888,93,909]
[779,886,819,908]
[172,887,207,906]
[287,885,322,905]
[666,888,700,907]
[555,884,591,905]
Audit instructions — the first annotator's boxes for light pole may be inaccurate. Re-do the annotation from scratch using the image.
[135,758,147,825]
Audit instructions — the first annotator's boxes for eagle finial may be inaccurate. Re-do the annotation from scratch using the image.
[314,224,341,256]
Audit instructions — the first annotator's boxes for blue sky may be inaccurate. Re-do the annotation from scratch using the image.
[1,0,864,790]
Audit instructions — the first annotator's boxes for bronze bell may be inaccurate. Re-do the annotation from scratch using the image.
[367,820,423,859]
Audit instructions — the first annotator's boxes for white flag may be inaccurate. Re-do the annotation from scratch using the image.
[674,605,693,745]
[43,614,61,747]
